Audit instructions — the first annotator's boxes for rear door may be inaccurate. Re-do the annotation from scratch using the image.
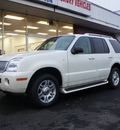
[90,37,112,81]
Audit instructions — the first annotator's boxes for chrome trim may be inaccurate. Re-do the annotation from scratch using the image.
[61,81,108,94]
[0,61,8,73]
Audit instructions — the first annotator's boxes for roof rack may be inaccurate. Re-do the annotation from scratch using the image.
[84,33,113,39]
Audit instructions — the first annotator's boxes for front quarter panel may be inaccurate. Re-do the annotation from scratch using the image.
[18,51,69,87]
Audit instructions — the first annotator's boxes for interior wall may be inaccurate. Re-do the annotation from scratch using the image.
[28,37,46,51]
[4,35,26,54]
[0,38,2,55]
[3,35,47,54]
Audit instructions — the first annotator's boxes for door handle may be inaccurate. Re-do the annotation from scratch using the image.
[89,57,95,60]
[109,56,113,59]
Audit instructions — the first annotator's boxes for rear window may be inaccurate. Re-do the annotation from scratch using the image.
[109,40,120,53]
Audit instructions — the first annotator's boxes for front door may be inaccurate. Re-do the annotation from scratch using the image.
[68,36,97,87]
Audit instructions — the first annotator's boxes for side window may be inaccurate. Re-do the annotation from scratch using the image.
[92,38,109,53]
[73,37,92,54]
[102,39,110,53]
[109,39,120,53]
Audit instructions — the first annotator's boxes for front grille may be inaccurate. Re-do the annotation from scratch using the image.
[0,61,8,73]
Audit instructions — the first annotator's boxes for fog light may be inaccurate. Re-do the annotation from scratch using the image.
[4,78,10,86]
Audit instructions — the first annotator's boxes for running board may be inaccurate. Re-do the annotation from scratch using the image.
[61,81,108,94]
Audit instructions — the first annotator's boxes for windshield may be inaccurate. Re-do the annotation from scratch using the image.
[36,36,75,50]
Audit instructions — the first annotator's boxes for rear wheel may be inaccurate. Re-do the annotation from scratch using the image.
[108,68,120,89]
[28,74,60,107]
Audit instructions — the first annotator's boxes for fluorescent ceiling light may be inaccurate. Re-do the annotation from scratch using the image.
[14,30,26,33]
[25,26,39,29]
[37,33,48,35]
[4,15,24,20]
[0,22,11,25]
[48,29,56,32]
[68,33,73,35]
[6,33,18,36]
[37,21,49,25]
[48,29,61,33]
[62,26,73,29]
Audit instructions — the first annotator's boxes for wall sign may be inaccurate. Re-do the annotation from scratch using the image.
[37,0,57,5]
[32,0,92,16]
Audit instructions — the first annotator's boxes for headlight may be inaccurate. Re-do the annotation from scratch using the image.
[6,57,23,72]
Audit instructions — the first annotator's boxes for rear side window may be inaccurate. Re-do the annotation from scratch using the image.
[109,40,120,53]
[91,38,109,53]
[102,39,110,53]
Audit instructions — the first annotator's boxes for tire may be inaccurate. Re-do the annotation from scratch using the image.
[28,74,60,107]
[108,67,120,89]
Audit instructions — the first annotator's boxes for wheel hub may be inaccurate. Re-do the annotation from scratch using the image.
[42,86,50,95]
[37,79,56,103]
[112,71,119,86]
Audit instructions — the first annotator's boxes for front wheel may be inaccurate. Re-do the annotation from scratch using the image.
[108,68,120,89]
[28,74,60,107]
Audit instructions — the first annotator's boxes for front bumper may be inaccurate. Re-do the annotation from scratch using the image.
[0,71,32,93]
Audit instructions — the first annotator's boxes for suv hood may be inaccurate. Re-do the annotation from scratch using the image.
[0,50,64,61]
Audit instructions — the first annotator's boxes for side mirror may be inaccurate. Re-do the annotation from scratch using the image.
[71,47,84,54]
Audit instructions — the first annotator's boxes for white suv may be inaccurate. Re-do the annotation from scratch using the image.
[0,33,120,107]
